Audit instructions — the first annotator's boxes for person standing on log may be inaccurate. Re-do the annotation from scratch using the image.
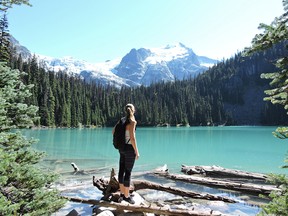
[113,103,140,204]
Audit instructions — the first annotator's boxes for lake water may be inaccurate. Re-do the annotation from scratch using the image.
[22,126,288,215]
[23,126,287,175]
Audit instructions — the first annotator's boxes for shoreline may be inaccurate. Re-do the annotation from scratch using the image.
[54,172,264,216]
[28,124,280,129]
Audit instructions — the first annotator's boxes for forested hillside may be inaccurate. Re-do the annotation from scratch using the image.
[195,42,288,125]
[9,42,288,127]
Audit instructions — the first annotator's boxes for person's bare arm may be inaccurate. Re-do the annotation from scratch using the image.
[129,121,139,159]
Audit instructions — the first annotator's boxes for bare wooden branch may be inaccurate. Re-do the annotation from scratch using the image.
[62,196,226,216]
[93,171,119,193]
[181,165,267,180]
[155,172,280,195]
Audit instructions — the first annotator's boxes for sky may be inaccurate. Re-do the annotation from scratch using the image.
[7,0,284,63]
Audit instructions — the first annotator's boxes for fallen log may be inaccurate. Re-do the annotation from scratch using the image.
[93,174,236,203]
[132,179,236,203]
[62,196,226,216]
[155,172,280,196]
[181,165,267,180]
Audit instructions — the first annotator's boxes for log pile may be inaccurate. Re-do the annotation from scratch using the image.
[93,177,236,203]
[155,172,279,196]
[89,168,234,215]
[154,165,279,196]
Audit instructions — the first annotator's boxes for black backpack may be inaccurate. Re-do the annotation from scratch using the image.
[113,117,129,150]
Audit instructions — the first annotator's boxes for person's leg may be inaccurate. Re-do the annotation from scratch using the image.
[123,147,136,198]
[119,183,125,195]
[118,152,125,195]
[123,168,133,198]
[124,186,130,198]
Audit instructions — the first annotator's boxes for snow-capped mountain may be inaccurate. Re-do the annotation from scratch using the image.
[114,43,217,86]
[11,37,218,87]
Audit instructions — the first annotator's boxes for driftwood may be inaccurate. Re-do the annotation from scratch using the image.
[181,165,267,180]
[132,179,236,203]
[155,172,280,196]
[71,162,80,172]
[63,196,225,216]
[92,168,120,201]
[93,176,236,203]
[93,178,236,203]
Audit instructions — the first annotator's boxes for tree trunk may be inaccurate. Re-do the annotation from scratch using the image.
[181,165,267,180]
[92,168,120,201]
[132,179,236,203]
[155,172,279,196]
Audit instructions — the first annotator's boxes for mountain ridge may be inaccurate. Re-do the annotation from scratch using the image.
[10,36,218,87]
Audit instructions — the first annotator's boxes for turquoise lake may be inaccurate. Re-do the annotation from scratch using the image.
[23,126,288,175]
[22,126,288,215]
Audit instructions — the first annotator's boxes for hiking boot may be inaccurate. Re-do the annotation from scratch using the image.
[123,196,135,204]
[118,194,124,203]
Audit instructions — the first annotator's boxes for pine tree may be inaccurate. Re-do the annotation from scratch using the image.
[0,63,66,215]
[0,12,10,63]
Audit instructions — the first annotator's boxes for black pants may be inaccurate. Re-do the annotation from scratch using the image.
[118,145,136,187]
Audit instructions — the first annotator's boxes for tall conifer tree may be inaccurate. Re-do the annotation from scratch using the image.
[0,12,10,63]
[0,63,66,215]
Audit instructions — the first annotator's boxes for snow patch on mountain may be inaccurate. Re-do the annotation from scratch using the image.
[198,56,217,68]
[36,55,97,74]
[93,58,121,74]
[36,54,131,88]
[145,43,189,64]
